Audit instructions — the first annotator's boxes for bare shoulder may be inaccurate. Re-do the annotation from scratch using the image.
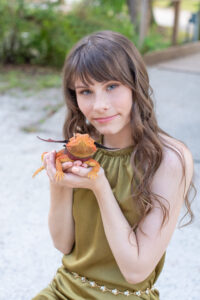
[159,133,194,169]
[154,133,194,196]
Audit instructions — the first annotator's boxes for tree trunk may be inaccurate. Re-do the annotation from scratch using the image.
[127,0,141,33]
[127,0,154,34]
[139,0,150,46]
[149,0,156,25]
[172,0,181,45]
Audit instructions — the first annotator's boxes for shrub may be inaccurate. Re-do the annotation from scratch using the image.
[0,0,136,68]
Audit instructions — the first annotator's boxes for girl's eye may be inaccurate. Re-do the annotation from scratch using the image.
[107,84,118,91]
[79,83,118,95]
[79,90,91,95]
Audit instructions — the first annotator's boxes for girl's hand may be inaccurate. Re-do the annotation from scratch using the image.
[63,163,106,192]
[43,151,107,192]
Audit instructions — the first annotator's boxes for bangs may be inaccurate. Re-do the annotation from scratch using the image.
[68,43,131,89]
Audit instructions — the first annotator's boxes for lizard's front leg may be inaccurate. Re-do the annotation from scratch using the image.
[55,155,73,181]
[85,159,100,179]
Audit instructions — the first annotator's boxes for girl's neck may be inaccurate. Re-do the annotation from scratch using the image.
[102,134,134,149]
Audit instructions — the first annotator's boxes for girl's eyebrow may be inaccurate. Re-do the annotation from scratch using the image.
[75,85,89,89]
[75,81,119,90]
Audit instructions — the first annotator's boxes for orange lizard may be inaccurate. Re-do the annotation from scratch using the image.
[32,133,102,181]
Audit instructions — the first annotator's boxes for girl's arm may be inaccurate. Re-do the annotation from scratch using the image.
[48,183,75,255]
[43,149,104,255]
[43,151,76,255]
[93,145,194,284]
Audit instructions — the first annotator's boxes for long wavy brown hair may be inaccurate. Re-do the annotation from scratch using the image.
[62,30,196,232]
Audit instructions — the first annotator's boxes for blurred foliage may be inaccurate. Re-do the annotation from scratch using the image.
[140,25,171,54]
[71,0,136,42]
[0,0,77,68]
[0,0,136,68]
[0,0,172,69]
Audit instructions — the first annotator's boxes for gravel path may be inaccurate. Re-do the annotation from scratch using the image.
[0,55,199,300]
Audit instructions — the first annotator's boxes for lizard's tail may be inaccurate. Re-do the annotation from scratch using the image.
[32,166,45,178]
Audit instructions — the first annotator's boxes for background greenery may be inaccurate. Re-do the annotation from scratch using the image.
[0,0,171,69]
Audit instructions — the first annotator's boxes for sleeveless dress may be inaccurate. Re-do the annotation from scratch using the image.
[32,136,165,300]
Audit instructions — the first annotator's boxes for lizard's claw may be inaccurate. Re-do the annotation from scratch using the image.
[55,171,64,182]
[87,171,98,180]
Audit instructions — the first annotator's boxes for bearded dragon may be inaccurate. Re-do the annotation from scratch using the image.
[32,133,119,182]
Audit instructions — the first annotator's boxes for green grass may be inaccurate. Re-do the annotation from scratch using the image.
[0,65,62,93]
[154,0,200,12]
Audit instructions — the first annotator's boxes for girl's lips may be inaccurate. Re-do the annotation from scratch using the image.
[94,114,118,123]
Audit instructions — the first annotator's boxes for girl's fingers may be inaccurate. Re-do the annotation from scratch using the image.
[43,153,49,169]
[62,161,73,171]
[47,157,88,179]
[45,151,56,181]
[62,160,81,170]
[62,160,87,171]
[46,158,54,181]
[73,160,82,166]
[72,160,88,168]
[71,166,92,177]
[43,151,56,168]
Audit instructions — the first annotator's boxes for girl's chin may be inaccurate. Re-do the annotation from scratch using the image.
[96,128,119,136]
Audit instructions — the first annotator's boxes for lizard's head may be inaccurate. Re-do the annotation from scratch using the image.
[66,133,97,158]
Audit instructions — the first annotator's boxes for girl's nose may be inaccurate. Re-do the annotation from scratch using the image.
[93,94,110,111]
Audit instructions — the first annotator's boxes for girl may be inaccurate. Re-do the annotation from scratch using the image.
[32,30,195,300]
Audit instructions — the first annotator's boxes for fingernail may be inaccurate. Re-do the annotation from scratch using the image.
[73,167,79,172]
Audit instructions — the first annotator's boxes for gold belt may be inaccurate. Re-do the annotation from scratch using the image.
[69,270,156,297]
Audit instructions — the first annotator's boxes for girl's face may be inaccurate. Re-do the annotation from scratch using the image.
[75,78,133,140]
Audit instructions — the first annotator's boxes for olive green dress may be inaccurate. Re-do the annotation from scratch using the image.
[32,136,165,300]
